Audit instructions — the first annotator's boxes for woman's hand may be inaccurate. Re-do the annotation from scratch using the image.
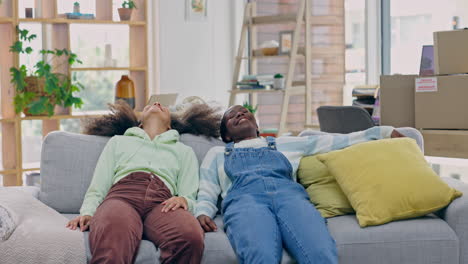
[391,130,405,138]
[197,215,218,232]
[66,215,92,232]
[161,197,188,212]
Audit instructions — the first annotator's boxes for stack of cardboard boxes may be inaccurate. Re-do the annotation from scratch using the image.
[380,29,468,158]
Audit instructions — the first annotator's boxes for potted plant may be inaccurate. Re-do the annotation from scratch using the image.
[118,1,137,21]
[9,27,84,116]
[242,102,258,114]
[273,73,285,90]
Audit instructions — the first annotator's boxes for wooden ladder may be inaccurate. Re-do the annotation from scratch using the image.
[229,0,312,135]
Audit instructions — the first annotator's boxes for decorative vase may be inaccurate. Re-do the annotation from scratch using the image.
[115,75,136,109]
[118,8,133,21]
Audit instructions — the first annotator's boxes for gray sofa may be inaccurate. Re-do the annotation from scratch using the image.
[9,129,468,264]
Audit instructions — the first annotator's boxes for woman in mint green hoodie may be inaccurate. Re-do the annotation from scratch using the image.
[66,101,220,264]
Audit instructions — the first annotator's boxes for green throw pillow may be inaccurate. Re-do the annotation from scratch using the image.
[297,156,354,218]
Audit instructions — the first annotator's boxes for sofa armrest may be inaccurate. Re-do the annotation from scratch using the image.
[439,177,468,264]
[3,186,40,199]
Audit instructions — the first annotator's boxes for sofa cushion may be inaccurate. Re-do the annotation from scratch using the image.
[328,214,459,264]
[317,138,462,227]
[40,132,110,213]
[180,134,225,165]
[40,132,224,214]
[297,155,353,218]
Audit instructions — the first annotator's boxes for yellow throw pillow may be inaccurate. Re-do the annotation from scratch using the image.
[298,156,354,218]
[316,138,462,227]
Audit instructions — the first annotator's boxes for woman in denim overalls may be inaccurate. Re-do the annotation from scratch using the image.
[204,105,337,264]
[197,105,403,264]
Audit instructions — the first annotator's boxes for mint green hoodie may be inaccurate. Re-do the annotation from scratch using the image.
[80,127,199,216]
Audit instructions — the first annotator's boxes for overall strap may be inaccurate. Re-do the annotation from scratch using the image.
[225,142,235,156]
[266,136,277,150]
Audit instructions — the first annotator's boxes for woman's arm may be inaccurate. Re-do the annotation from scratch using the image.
[79,137,117,217]
[195,147,222,219]
[303,126,395,156]
[277,126,395,157]
[175,148,200,214]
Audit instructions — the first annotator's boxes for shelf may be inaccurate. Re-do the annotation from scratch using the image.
[0,110,111,122]
[250,15,342,26]
[231,86,305,95]
[18,18,146,25]
[251,14,298,25]
[0,17,13,23]
[0,169,17,175]
[0,167,40,176]
[303,124,320,129]
[243,46,342,59]
[22,167,40,172]
[71,67,147,71]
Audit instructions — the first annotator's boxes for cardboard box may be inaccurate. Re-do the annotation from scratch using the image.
[434,30,468,75]
[415,75,468,129]
[380,75,417,127]
[422,130,468,159]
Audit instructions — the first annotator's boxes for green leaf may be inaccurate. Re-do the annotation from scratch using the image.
[25,47,33,54]
[45,103,55,116]
[13,92,36,114]
[19,29,29,41]
[27,96,48,115]
[10,65,28,92]
[27,34,37,41]
[9,41,23,53]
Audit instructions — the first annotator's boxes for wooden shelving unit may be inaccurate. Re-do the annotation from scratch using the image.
[0,0,148,186]
[230,0,314,134]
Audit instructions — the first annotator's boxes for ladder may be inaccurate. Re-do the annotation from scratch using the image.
[229,0,312,135]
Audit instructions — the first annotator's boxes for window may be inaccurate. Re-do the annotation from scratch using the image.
[344,0,366,86]
[389,0,468,74]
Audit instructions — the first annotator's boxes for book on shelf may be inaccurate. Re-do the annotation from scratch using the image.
[237,74,275,90]
[238,85,272,90]
[352,87,377,98]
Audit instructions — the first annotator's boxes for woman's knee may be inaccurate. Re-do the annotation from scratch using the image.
[179,223,204,250]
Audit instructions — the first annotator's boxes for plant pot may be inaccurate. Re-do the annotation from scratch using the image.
[25,76,46,94]
[23,76,49,116]
[118,8,133,21]
[274,78,285,90]
[54,105,71,115]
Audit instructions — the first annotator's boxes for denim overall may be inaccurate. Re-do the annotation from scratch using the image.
[221,137,337,264]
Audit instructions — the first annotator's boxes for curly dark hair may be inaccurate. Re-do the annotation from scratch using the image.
[83,100,222,138]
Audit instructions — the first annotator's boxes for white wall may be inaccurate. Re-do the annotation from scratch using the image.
[155,0,244,107]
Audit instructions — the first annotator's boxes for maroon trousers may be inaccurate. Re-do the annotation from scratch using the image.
[89,172,204,264]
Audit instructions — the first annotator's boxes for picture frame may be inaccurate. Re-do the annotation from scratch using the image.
[186,0,208,22]
[279,30,294,54]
